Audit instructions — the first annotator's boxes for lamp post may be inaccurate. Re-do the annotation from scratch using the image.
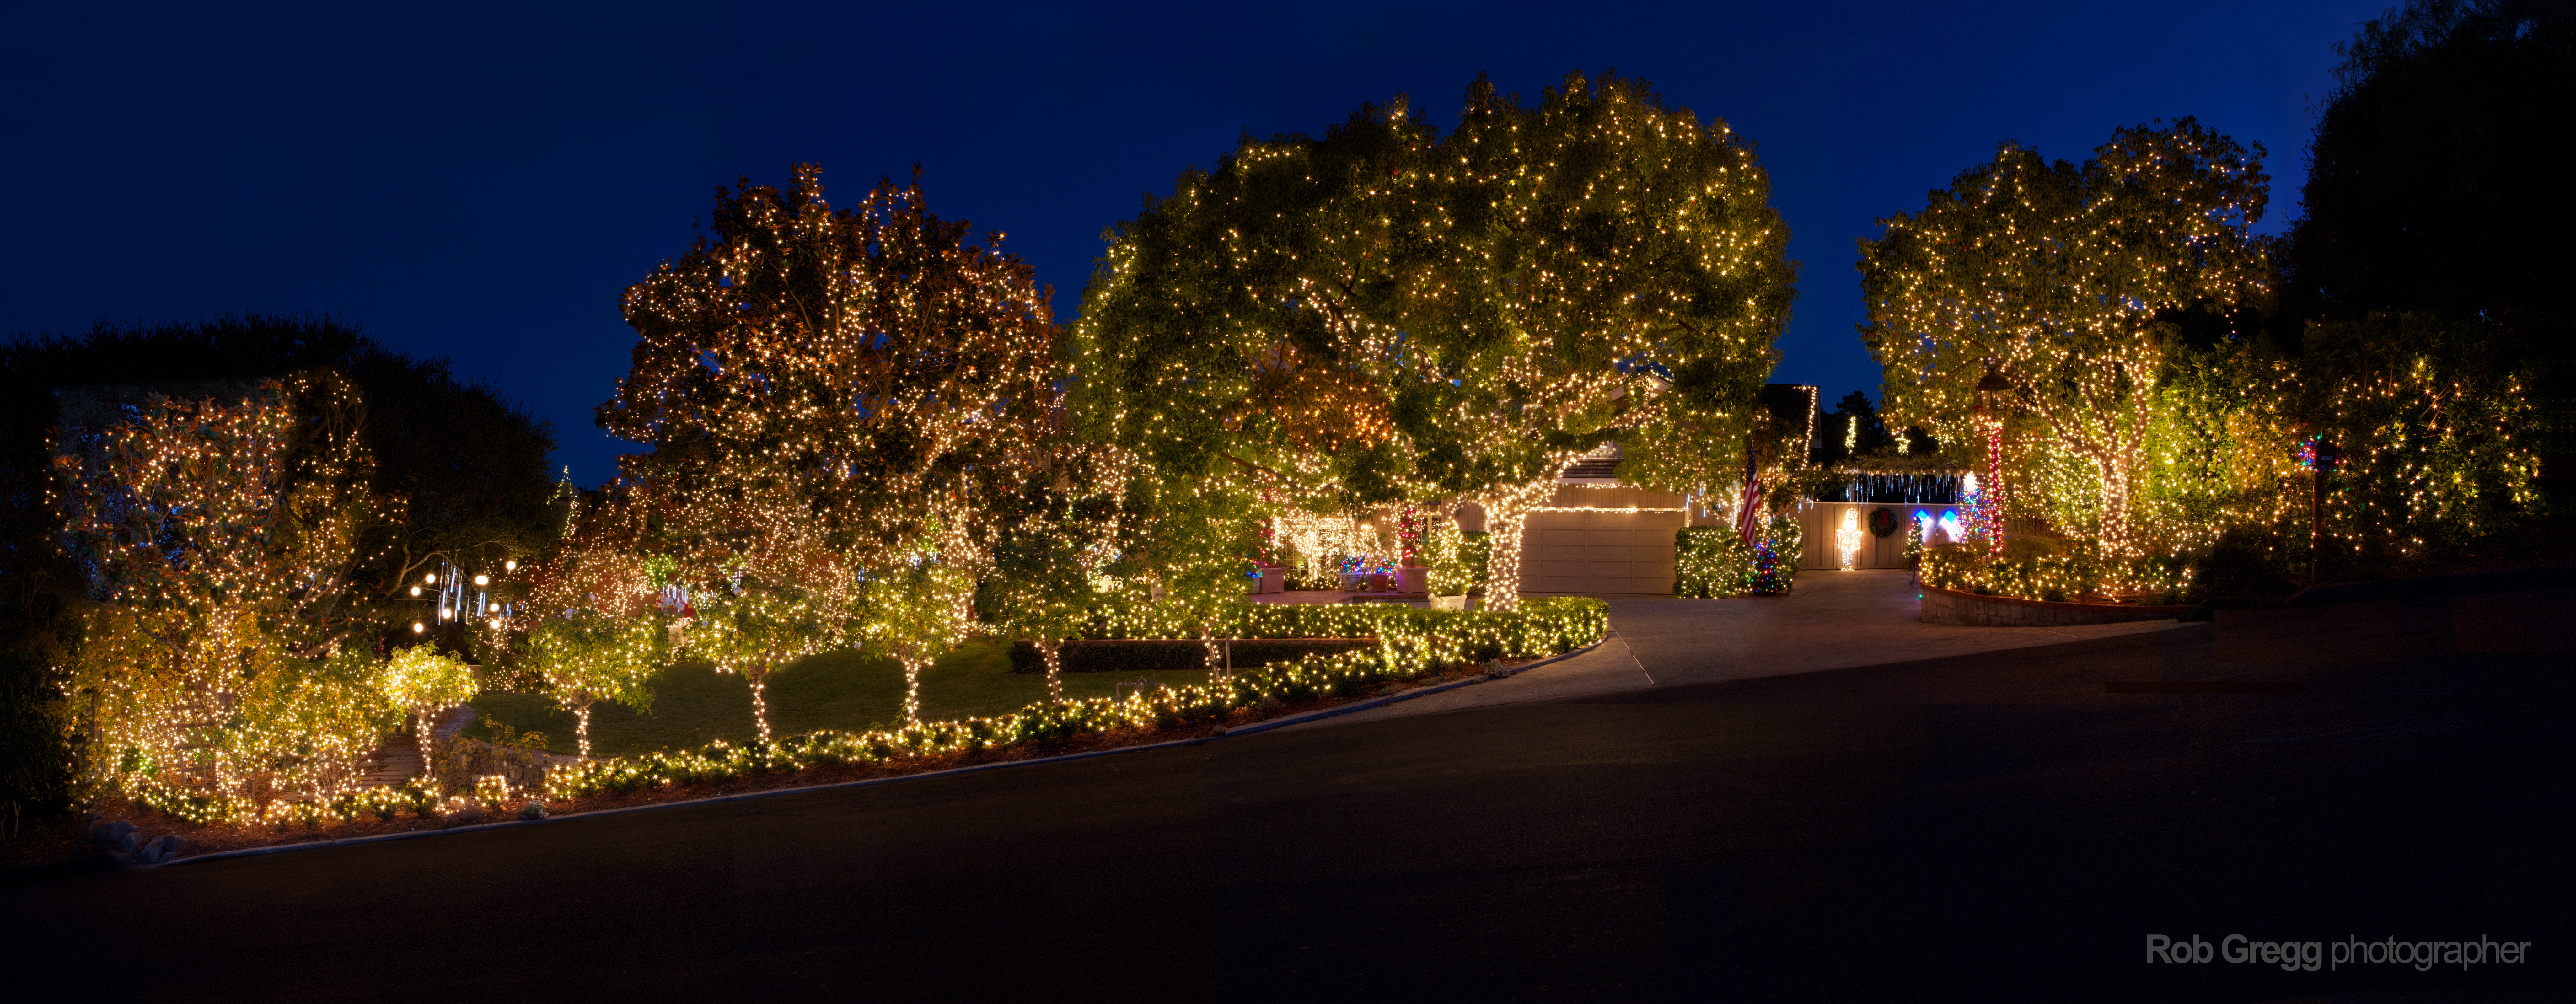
[2302,438,2339,584]
[1969,367,2011,552]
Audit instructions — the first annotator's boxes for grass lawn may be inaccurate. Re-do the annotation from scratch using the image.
[465,639,1221,758]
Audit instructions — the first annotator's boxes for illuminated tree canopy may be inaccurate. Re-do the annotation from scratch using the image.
[1076,72,1796,605]
[1859,119,2274,556]
[602,164,1064,735]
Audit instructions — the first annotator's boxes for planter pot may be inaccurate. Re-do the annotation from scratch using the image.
[1396,566,1430,594]
[1430,595,1473,611]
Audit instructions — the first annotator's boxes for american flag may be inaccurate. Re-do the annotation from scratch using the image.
[1735,445,1765,548]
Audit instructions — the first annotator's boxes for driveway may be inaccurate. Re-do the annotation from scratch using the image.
[1293,569,2185,730]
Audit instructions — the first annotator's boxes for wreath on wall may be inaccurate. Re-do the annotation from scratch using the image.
[1867,506,1900,538]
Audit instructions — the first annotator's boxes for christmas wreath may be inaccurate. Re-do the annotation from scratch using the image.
[1867,506,1899,538]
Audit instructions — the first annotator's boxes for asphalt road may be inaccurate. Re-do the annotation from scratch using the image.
[7,590,2570,1001]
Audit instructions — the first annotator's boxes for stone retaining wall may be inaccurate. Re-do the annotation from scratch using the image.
[1920,584,2192,627]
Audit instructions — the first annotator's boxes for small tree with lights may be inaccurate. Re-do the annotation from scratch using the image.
[985,443,1136,701]
[379,644,477,769]
[523,611,664,758]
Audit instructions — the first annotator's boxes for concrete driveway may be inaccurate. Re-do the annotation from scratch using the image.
[1293,569,2184,729]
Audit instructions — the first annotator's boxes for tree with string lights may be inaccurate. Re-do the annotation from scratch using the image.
[50,374,398,819]
[523,611,664,758]
[1412,73,1795,603]
[1078,72,1795,610]
[1858,119,2275,561]
[379,644,476,768]
[1070,95,1436,618]
[602,164,1060,737]
[985,443,1136,702]
[678,534,851,742]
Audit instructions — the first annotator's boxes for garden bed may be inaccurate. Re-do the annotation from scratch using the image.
[4,652,1559,871]
[22,597,1607,866]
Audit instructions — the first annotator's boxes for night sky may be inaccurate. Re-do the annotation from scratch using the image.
[4,1,2378,485]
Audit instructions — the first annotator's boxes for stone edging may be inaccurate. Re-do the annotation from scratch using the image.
[1919,584,2191,628]
[162,639,1605,869]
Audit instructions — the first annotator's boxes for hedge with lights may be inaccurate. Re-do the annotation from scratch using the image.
[545,597,1606,799]
[2290,312,2543,564]
[1918,543,2192,604]
[1672,514,1801,598]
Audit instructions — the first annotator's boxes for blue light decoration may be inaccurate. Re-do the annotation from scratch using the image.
[1936,511,1963,544]
[1831,472,1962,504]
[2295,436,2338,472]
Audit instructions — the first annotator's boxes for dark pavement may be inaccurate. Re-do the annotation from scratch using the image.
[7,590,2570,1001]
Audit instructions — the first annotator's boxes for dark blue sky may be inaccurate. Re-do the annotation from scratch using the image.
[4,1,2378,486]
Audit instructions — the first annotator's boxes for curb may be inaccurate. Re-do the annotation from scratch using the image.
[2283,565,2573,608]
[1214,639,1599,738]
[165,638,1606,870]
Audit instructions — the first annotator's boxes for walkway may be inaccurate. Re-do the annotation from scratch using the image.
[1286,569,2186,730]
[353,705,482,787]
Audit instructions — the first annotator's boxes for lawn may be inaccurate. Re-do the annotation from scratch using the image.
[465,639,1221,758]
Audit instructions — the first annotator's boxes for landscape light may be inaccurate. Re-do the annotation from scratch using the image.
[474,574,489,586]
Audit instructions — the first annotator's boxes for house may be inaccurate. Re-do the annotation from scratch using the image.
[1459,384,1825,595]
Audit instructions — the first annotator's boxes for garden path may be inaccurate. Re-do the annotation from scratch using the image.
[1281,570,2188,730]
[353,705,480,787]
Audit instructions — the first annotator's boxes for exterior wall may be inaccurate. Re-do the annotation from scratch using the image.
[1795,501,1960,571]
[1919,585,2191,627]
[1521,485,1687,594]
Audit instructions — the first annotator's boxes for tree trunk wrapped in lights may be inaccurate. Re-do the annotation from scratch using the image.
[855,563,971,728]
[1860,119,2275,564]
